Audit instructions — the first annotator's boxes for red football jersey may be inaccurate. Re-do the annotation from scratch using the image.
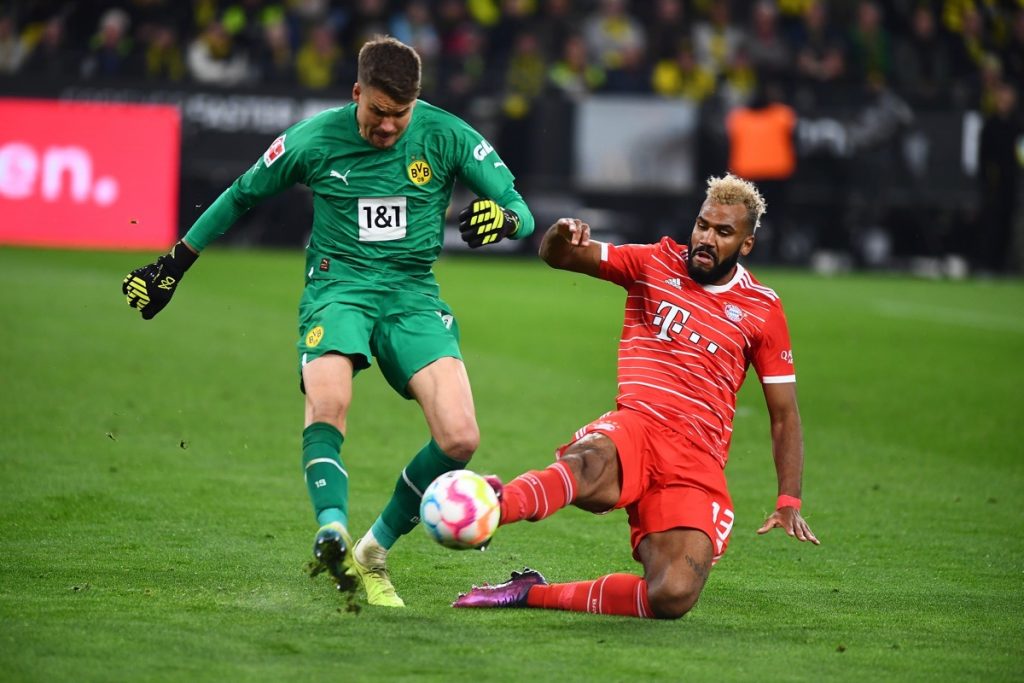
[598,236,796,467]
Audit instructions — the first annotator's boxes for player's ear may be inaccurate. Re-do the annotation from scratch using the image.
[740,232,756,257]
[352,82,361,102]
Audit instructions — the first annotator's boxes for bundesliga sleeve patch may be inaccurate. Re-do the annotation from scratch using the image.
[263,134,287,167]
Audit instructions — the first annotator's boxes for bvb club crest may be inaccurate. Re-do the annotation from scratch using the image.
[306,325,324,347]
[407,159,432,185]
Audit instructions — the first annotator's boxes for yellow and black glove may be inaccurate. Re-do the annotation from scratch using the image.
[458,198,520,248]
[122,241,198,320]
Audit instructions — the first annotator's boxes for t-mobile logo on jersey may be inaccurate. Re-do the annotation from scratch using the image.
[651,300,720,354]
[651,301,691,341]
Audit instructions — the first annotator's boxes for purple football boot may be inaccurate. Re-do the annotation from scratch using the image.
[482,475,504,501]
[452,568,547,608]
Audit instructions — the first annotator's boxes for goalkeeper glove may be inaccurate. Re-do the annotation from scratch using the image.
[122,241,198,320]
[458,198,520,248]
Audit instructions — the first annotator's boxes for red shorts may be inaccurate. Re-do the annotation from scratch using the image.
[556,409,735,563]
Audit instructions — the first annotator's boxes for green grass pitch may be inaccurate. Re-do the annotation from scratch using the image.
[1,246,1022,682]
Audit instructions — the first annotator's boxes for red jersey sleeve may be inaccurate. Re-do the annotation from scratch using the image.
[749,298,796,384]
[598,242,660,289]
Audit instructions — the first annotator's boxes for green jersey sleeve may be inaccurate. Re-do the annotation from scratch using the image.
[445,121,535,240]
[183,119,322,251]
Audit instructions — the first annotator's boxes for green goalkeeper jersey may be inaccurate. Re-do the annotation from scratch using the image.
[183,100,534,280]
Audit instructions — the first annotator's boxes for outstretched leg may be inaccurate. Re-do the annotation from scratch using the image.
[498,432,621,524]
[454,528,713,619]
[453,411,723,619]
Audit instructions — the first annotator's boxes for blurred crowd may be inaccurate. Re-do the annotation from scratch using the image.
[0,0,1020,116]
[1,0,1020,273]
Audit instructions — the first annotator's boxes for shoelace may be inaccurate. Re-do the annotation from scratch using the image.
[357,541,390,574]
[359,548,400,597]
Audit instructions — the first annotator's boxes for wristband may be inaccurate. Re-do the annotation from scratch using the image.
[506,209,521,237]
[776,495,802,511]
[166,241,198,272]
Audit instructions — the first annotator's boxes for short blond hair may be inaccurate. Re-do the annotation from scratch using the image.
[705,173,767,233]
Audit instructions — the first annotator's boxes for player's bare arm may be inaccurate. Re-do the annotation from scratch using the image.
[538,218,601,276]
[756,382,820,544]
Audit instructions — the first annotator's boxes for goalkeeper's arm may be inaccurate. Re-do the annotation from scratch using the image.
[121,180,254,320]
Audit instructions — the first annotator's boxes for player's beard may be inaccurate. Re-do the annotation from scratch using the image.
[687,245,741,285]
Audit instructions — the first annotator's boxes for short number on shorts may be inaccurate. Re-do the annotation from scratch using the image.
[711,501,735,554]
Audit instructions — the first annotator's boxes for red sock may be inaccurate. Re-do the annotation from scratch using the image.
[526,574,653,618]
[499,460,577,524]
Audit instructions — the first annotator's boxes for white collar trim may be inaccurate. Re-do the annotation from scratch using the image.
[700,263,746,293]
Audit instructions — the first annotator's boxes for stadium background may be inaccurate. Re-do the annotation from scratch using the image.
[1,0,1021,275]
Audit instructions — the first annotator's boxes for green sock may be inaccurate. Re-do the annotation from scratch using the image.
[370,439,463,549]
[302,422,348,529]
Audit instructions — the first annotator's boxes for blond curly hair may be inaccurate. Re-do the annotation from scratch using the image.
[705,173,767,233]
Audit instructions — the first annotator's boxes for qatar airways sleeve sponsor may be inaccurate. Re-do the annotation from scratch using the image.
[0,99,180,249]
[750,299,796,383]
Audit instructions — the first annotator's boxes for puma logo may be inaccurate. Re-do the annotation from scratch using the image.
[329,169,352,185]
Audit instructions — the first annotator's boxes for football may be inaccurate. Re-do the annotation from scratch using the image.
[420,469,500,550]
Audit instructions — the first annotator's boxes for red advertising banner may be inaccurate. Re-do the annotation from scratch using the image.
[0,98,180,249]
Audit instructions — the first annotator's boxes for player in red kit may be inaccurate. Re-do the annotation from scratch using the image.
[454,174,819,619]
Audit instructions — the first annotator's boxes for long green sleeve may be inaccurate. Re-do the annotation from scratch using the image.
[182,184,252,251]
[183,121,313,252]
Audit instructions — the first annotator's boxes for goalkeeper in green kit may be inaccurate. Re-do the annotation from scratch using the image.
[121,36,535,607]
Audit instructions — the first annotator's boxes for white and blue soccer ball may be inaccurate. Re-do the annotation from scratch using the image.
[420,470,500,550]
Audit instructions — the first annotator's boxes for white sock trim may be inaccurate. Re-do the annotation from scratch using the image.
[305,458,348,478]
[401,468,423,498]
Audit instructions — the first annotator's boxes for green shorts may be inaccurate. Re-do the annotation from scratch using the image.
[297,277,462,398]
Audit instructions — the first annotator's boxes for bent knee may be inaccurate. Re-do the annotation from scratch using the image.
[647,581,702,620]
[306,396,350,427]
[434,423,480,461]
[561,438,619,508]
